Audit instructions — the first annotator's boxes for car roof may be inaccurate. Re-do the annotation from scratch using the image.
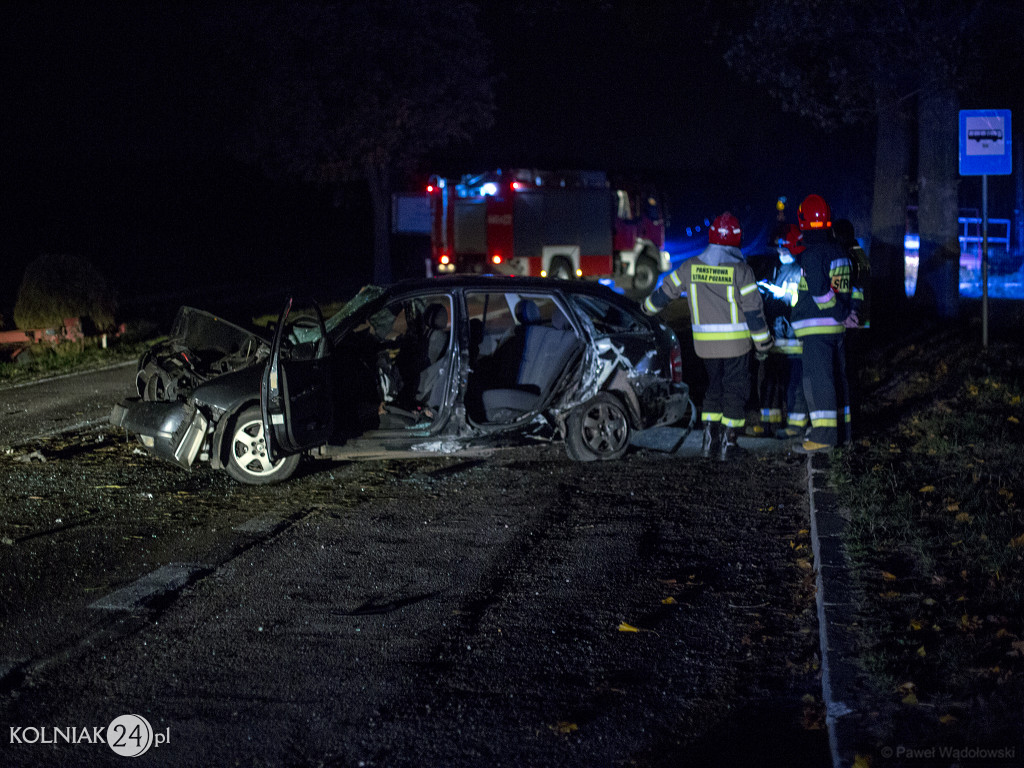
[383,275,643,311]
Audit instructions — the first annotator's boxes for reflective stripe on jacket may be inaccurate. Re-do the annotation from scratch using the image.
[791,231,851,338]
[643,243,769,359]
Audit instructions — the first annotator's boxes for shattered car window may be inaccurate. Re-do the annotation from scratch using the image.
[325,285,385,335]
[570,295,644,334]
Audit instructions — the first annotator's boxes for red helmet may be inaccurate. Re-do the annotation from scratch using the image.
[779,223,805,255]
[709,212,742,246]
[797,194,831,230]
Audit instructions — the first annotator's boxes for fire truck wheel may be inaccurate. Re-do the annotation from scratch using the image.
[632,255,659,293]
[549,256,574,280]
[565,393,631,462]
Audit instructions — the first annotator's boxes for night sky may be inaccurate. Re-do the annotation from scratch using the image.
[4,2,1001,316]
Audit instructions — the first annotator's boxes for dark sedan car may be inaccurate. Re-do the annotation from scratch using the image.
[110,276,691,484]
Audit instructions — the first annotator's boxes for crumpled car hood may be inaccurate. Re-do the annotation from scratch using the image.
[137,307,271,401]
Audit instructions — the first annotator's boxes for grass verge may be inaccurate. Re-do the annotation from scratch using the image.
[0,332,158,387]
[829,319,1024,752]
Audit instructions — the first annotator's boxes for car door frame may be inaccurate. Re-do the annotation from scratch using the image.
[261,297,334,461]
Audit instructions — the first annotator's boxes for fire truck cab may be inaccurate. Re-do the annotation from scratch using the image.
[428,169,670,292]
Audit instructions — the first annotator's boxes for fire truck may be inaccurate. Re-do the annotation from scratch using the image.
[426,169,671,292]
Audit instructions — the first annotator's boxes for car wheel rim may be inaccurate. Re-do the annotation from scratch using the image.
[232,418,287,476]
[581,402,628,455]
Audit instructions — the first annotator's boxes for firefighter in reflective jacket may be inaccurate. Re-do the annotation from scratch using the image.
[759,224,808,438]
[643,211,772,460]
[790,194,854,453]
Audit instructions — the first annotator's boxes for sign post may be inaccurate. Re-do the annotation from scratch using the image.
[959,109,1012,349]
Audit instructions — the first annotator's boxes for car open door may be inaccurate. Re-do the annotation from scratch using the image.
[261,298,333,460]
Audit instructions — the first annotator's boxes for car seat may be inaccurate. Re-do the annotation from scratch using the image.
[480,299,582,422]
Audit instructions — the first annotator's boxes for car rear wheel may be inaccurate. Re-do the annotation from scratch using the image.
[224,406,300,485]
[565,393,631,462]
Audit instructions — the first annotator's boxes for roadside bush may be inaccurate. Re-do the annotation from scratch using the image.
[13,254,117,332]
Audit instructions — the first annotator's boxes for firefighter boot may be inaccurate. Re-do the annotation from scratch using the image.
[719,428,747,461]
[700,422,720,459]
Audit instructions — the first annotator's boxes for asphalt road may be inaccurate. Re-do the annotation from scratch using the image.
[1,368,828,767]
[0,362,136,449]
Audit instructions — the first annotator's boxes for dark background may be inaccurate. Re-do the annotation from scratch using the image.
[1,3,1016,322]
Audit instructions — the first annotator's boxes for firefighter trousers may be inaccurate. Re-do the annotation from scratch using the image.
[758,352,789,426]
[801,333,851,446]
[786,354,808,428]
[702,354,749,429]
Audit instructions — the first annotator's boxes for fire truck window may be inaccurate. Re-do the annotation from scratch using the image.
[615,190,633,220]
[645,196,661,222]
[571,295,644,334]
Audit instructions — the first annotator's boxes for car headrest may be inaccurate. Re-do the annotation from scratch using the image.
[551,307,571,330]
[424,303,448,331]
[515,299,541,325]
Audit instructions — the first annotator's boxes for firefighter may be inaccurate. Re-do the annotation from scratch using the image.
[642,211,772,460]
[790,195,854,453]
[759,224,808,438]
[833,218,869,329]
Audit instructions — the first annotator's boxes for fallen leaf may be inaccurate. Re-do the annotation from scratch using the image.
[618,622,640,633]
[916,646,927,657]
[94,485,124,489]
[909,619,923,631]
[1009,534,1024,550]
[550,722,578,734]
[902,692,919,706]
[852,755,872,768]
[882,571,898,582]
[946,501,960,512]
[939,714,958,725]
[955,512,973,524]
[1008,416,1020,424]
[919,485,936,493]
[661,597,677,605]
[879,591,901,599]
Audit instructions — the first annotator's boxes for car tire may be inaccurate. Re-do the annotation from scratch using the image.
[549,256,574,280]
[632,254,659,293]
[565,392,631,462]
[224,406,300,485]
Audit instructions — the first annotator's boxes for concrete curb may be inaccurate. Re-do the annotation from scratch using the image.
[806,452,865,768]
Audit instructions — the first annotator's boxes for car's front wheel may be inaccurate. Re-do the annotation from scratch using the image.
[565,393,631,462]
[224,406,300,485]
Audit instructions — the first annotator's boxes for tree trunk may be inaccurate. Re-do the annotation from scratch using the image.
[364,157,393,285]
[868,95,913,328]
[914,82,961,319]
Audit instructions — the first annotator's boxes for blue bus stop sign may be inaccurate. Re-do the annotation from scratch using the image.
[959,109,1012,176]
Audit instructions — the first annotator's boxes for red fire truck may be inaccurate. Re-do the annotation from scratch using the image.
[426,169,671,292]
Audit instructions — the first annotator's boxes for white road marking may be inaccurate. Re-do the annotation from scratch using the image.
[90,563,208,611]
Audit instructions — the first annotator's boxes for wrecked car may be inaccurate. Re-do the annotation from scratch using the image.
[110,276,691,484]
